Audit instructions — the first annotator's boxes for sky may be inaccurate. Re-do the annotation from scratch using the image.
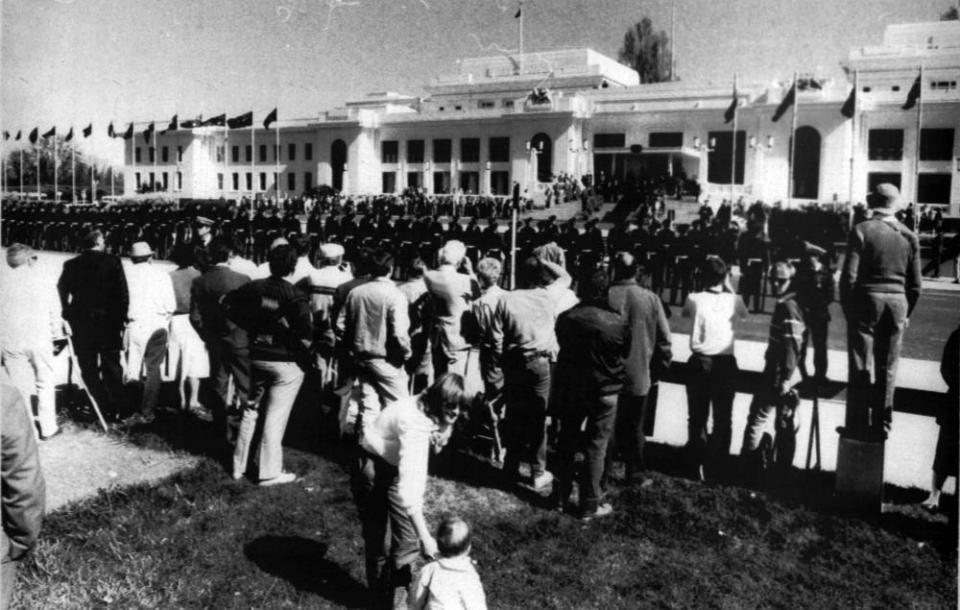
[0,0,950,164]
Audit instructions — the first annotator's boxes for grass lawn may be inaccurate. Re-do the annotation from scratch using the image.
[11,409,957,609]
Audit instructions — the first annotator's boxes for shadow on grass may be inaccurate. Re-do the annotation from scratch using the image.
[245,536,368,608]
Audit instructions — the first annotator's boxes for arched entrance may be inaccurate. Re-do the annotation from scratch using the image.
[792,126,821,200]
[331,139,347,191]
[530,132,552,183]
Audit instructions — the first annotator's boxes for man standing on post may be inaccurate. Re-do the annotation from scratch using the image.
[58,229,129,421]
[840,183,922,439]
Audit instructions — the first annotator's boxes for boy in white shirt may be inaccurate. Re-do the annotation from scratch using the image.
[408,516,487,610]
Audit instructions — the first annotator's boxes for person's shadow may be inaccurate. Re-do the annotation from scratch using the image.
[244,536,368,608]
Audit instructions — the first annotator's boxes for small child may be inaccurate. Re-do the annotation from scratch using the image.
[408,516,487,610]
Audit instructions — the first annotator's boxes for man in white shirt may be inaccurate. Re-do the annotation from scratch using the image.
[290,234,315,285]
[226,235,259,279]
[124,241,176,422]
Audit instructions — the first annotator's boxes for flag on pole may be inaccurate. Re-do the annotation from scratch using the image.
[42,127,56,138]
[108,122,116,138]
[263,108,277,130]
[83,123,93,138]
[29,128,38,144]
[902,74,921,110]
[2,131,8,141]
[723,84,737,124]
[202,114,226,127]
[142,122,155,144]
[840,85,856,118]
[514,2,522,18]
[64,127,74,142]
[161,114,178,134]
[227,111,253,129]
[122,123,134,140]
[772,82,795,122]
[181,116,202,128]
[15,130,21,141]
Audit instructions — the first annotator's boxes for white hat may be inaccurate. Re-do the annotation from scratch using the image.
[319,243,345,259]
[130,241,153,257]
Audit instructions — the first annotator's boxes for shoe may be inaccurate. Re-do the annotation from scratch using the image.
[231,471,245,481]
[580,503,614,521]
[530,470,554,490]
[258,472,297,487]
[39,428,63,441]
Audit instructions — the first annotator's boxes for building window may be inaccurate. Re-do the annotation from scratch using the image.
[649,132,684,148]
[459,171,480,194]
[231,145,239,163]
[245,145,252,162]
[489,137,510,162]
[149,147,155,163]
[259,172,267,190]
[135,172,141,188]
[135,147,141,163]
[503,99,514,108]
[232,173,239,190]
[707,131,746,185]
[177,146,183,162]
[867,172,901,193]
[479,100,495,109]
[382,171,396,193]
[461,138,480,163]
[433,171,451,193]
[407,172,420,189]
[382,141,399,164]
[918,173,951,204]
[862,86,872,92]
[491,171,510,195]
[176,172,182,190]
[288,143,296,161]
[433,139,452,163]
[162,146,169,163]
[594,133,626,148]
[245,172,252,190]
[454,105,462,111]
[149,172,155,187]
[868,129,903,161]
[305,142,313,161]
[216,146,224,163]
[162,172,168,191]
[931,80,957,91]
[407,140,425,163]
[891,86,900,92]
[304,172,312,188]
[217,173,223,190]
[259,145,267,162]
[920,128,954,161]
[288,172,296,191]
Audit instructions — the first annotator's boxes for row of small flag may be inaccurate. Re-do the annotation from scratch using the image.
[2,108,279,145]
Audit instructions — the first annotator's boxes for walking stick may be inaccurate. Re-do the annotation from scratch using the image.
[65,336,110,432]
[805,383,822,471]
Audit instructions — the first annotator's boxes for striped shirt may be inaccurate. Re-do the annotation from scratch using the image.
[766,292,805,386]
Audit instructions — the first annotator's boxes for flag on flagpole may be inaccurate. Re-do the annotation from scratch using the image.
[263,108,277,130]
[15,130,21,141]
[83,123,93,138]
[181,115,202,128]
[29,128,38,144]
[161,114,178,134]
[772,82,795,122]
[902,74,921,110]
[723,84,737,124]
[42,127,56,138]
[515,6,521,18]
[108,122,116,138]
[227,111,253,129]
[122,123,134,140]
[142,122,155,144]
[202,114,226,127]
[840,84,856,118]
[64,127,74,142]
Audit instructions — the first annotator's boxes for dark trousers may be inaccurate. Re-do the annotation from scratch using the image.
[74,340,125,419]
[800,317,829,380]
[845,292,907,436]
[503,355,551,477]
[207,339,252,437]
[351,450,418,607]
[615,393,650,480]
[556,393,618,513]
[685,354,737,476]
[140,328,168,417]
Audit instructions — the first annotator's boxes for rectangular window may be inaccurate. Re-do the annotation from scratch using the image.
[382,171,396,193]
[288,143,296,161]
[162,172,168,190]
[149,147,155,163]
[161,146,169,163]
[305,142,313,161]
[177,146,183,163]
[433,139,452,163]
[479,100,496,109]
[232,173,239,190]
[382,140,399,164]
[460,138,480,163]
[217,173,223,190]
[868,129,904,161]
[259,145,267,162]
[135,172,141,188]
[231,145,239,163]
[594,133,626,148]
[245,145,252,162]
[407,140,425,163]
[867,172,901,193]
[459,171,480,194]
[707,131,746,185]
[149,172,155,187]
[407,172,421,189]
[489,137,510,162]
[215,146,224,163]
[503,99,515,108]
[259,172,267,190]
[176,172,182,190]
[490,171,510,195]
[288,172,296,191]
[245,172,252,190]
[931,81,957,91]
[135,147,141,163]
[304,172,312,189]
[918,173,951,204]
[649,132,684,148]
[433,171,451,193]
[920,128,954,161]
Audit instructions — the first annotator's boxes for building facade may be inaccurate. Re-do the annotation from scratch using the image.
[124,22,960,214]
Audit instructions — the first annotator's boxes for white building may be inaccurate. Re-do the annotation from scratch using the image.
[124,21,960,215]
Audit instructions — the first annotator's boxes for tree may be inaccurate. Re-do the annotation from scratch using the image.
[941,5,959,20]
[618,17,673,83]
[2,137,122,199]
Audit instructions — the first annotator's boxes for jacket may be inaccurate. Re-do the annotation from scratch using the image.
[57,249,128,348]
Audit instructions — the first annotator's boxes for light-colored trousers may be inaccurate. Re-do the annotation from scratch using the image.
[2,345,58,436]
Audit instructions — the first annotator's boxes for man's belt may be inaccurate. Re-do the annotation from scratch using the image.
[507,349,552,363]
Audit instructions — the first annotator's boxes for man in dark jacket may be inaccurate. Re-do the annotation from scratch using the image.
[553,271,630,520]
[57,229,129,420]
[840,183,922,438]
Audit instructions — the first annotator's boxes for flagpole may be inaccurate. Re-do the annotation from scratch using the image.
[730,73,738,202]
[36,138,41,199]
[848,70,858,230]
[275,110,280,205]
[787,72,798,207]
[671,0,677,80]
[54,134,59,203]
[153,125,158,191]
[250,122,255,199]
[913,64,923,233]
[518,1,524,75]
[71,135,77,204]
[19,148,24,195]
[224,122,229,197]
